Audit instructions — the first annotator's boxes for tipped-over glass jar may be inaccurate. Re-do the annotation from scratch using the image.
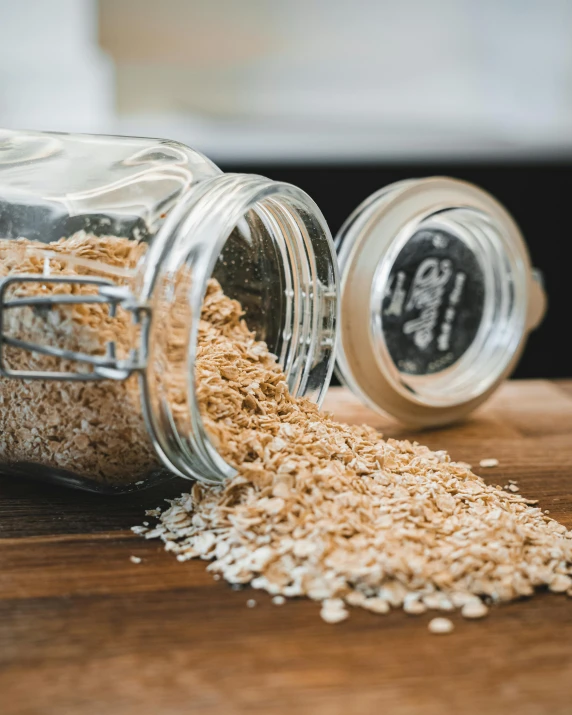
[0,129,545,492]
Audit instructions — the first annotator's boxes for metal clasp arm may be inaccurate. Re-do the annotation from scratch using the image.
[0,274,149,382]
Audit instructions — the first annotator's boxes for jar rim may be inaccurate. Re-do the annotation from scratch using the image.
[139,173,338,484]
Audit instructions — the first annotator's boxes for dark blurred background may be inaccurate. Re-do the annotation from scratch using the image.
[1,0,571,378]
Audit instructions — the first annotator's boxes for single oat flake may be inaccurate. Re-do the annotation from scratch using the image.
[135,277,572,629]
[320,599,349,624]
[479,458,500,468]
[428,618,454,635]
[461,600,489,619]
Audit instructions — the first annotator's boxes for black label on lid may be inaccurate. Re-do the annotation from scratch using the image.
[381,229,485,375]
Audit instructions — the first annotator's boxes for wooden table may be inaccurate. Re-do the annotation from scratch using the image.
[2,381,572,715]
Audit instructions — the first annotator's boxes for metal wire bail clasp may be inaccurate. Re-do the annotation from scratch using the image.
[0,274,150,381]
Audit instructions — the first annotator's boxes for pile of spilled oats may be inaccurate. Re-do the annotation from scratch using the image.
[137,280,572,632]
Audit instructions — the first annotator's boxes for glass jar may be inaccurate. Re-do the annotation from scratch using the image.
[0,130,545,492]
[0,129,338,492]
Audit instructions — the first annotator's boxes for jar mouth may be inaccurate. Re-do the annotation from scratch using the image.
[138,174,338,484]
[335,177,534,427]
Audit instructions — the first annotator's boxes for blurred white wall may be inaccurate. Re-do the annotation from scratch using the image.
[0,0,113,132]
[1,0,572,161]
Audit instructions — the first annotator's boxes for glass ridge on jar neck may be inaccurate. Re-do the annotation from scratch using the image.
[138,172,339,485]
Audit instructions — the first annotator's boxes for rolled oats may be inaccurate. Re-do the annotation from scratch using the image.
[320,599,349,624]
[479,458,499,468]
[138,278,572,630]
[0,234,158,484]
[428,617,454,634]
[549,574,572,593]
[461,601,489,619]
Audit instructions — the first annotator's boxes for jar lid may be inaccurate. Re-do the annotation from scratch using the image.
[335,177,546,427]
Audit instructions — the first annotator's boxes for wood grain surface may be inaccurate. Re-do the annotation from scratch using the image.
[2,381,572,715]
